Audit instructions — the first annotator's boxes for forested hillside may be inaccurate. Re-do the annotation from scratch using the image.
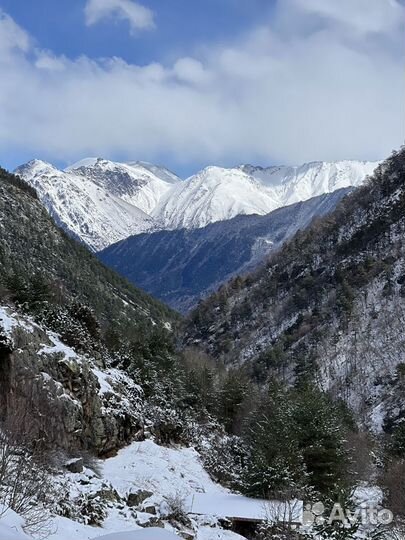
[99,189,349,312]
[0,166,183,457]
[185,148,405,430]
[0,167,176,331]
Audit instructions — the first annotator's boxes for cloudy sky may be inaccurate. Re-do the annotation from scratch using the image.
[0,0,404,177]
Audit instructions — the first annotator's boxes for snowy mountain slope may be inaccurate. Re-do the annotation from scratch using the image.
[0,302,247,540]
[157,161,379,230]
[0,305,239,540]
[14,160,158,251]
[126,160,180,185]
[240,160,378,205]
[67,158,180,215]
[16,158,378,249]
[0,438,247,540]
[153,166,280,229]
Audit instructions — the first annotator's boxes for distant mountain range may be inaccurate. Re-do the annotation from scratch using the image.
[15,158,379,251]
[99,189,350,312]
[156,160,378,229]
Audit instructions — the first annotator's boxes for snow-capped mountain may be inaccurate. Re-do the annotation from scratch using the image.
[153,166,280,229]
[67,157,179,215]
[156,160,379,229]
[15,159,180,251]
[15,157,379,250]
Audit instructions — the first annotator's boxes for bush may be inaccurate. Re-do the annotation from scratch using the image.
[0,428,57,536]
[165,492,189,525]
[198,433,247,489]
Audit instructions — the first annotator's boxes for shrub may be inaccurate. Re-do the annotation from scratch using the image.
[0,428,57,536]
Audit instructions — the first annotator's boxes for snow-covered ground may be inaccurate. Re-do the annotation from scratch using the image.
[0,440,248,540]
[0,509,31,540]
[103,440,225,500]
[95,530,179,540]
[186,494,302,523]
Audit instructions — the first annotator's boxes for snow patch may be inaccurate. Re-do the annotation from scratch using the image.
[38,332,78,359]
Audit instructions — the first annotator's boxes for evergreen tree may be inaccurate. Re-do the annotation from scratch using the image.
[242,382,307,498]
[6,271,29,304]
[310,488,360,540]
[241,383,350,499]
[69,302,100,340]
[218,368,251,433]
[293,385,349,495]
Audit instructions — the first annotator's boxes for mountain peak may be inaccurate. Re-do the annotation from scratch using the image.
[65,157,101,171]
[14,160,60,185]
[15,159,157,251]
[16,158,55,172]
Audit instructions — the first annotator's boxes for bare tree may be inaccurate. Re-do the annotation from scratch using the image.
[0,427,57,537]
[165,491,190,526]
[257,495,303,540]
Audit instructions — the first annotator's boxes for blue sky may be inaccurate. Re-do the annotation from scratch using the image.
[0,0,272,67]
[0,0,404,177]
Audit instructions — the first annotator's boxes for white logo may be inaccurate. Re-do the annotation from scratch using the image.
[302,501,393,527]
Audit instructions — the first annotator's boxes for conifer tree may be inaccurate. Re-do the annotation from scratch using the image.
[293,385,349,495]
[242,382,306,498]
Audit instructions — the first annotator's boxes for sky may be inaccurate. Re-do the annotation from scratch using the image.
[0,0,404,177]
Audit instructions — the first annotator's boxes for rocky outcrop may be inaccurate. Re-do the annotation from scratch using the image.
[0,306,144,455]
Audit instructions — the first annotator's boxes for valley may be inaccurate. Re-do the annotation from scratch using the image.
[1,1,403,538]
[1,149,405,539]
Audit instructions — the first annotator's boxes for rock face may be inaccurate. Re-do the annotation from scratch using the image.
[65,458,84,473]
[127,489,154,508]
[0,307,143,455]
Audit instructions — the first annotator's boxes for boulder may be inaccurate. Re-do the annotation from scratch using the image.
[65,457,84,473]
[127,489,154,508]
[143,504,157,515]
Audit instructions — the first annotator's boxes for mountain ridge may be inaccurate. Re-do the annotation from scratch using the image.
[15,157,379,251]
[99,188,351,312]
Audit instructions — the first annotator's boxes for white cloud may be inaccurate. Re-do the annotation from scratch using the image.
[173,58,211,85]
[0,0,404,169]
[286,0,403,35]
[35,51,67,71]
[0,10,30,54]
[85,0,155,33]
